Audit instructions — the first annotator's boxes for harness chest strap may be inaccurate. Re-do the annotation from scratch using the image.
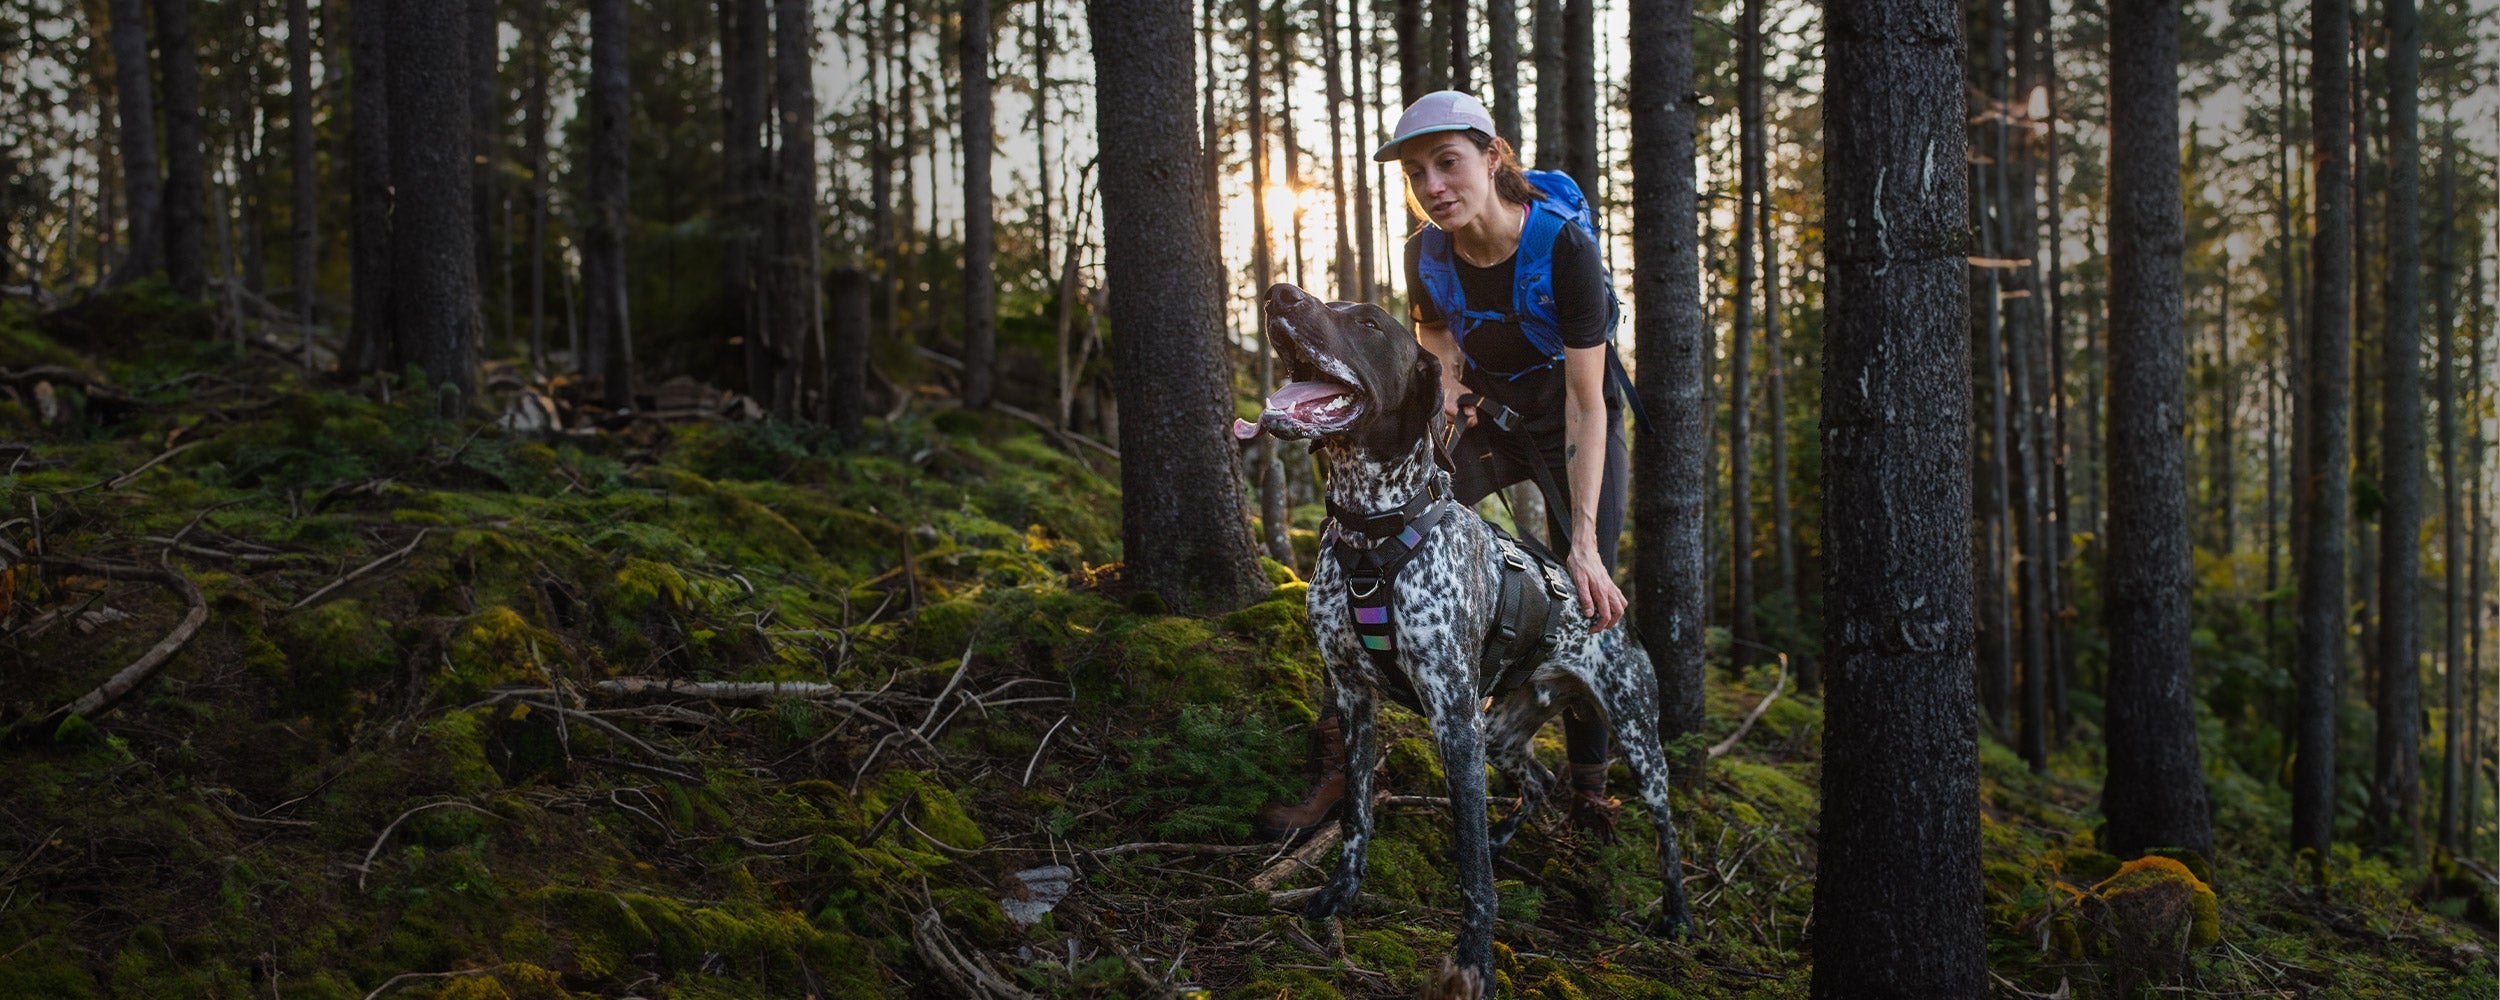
[1327,484,1567,705]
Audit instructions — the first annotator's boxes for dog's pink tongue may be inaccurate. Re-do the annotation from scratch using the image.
[1232,417,1262,440]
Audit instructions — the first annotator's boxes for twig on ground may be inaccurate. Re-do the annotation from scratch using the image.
[912,908,1045,1000]
[1709,650,1790,760]
[6,557,208,739]
[286,529,430,613]
[1022,715,1071,787]
[355,800,500,891]
[1090,842,1277,858]
[1251,823,1347,892]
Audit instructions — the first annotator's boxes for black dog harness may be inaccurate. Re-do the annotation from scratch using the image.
[1325,477,1563,711]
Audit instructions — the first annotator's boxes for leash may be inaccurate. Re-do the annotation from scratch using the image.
[1453,392,1576,562]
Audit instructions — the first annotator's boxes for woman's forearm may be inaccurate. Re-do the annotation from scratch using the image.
[1561,345,1608,541]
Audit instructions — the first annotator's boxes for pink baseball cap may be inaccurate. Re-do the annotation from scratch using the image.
[1373,90,1499,162]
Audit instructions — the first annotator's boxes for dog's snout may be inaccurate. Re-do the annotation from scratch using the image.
[1265,283,1313,313]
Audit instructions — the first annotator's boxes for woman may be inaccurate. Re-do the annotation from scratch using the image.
[1264,91,1631,839]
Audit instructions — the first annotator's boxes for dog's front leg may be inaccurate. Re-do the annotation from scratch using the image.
[1428,685,1498,993]
[1303,682,1379,921]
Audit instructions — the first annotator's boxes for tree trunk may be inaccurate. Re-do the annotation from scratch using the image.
[522,1,548,373]
[468,0,496,311]
[1323,0,1353,298]
[1813,0,1982,992]
[1559,0,1595,196]
[1442,0,1468,92]
[288,0,317,326]
[2099,0,2213,862]
[1729,0,1760,671]
[1089,0,1270,612]
[1531,0,1560,169]
[1396,0,1424,106]
[153,0,203,298]
[828,267,868,436]
[2429,121,2459,852]
[2293,0,2355,866]
[2463,252,2486,846]
[346,0,390,372]
[584,0,630,410]
[1487,0,1519,145]
[1627,0,1705,755]
[387,0,476,411]
[960,0,996,408]
[2367,0,2425,853]
[1762,157,1794,620]
[723,0,769,405]
[1347,0,1375,301]
[773,0,819,420]
[1244,0,1291,566]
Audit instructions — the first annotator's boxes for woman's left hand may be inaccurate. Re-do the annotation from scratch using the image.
[1567,535,1625,632]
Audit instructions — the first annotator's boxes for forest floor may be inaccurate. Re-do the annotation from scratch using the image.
[0,285,2493,999]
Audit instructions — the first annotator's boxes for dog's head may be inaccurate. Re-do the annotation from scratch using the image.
[1232,283,1442,450]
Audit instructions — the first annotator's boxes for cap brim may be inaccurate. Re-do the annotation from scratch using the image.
[1372,123,1476,163]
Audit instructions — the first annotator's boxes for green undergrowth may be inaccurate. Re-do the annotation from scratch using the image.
[0,289,2490,999]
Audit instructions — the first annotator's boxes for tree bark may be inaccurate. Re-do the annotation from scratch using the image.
[583,0,631,409]
[2429,121,2460,852]
[2370,0,2424,853]
[1727,0,1759,671]
[1441,0,1468,92]
[468,0,496,309]
[346,0,390,372]
[1531,0,1560,169]
[1487,0,1519,145]
[1812,0,1982,992]
[1246,0,1291,567]
[387,0,476,410]
[1323,0,1354,298]
[1088,0,1270,613]
[828,267,868,436]
[2099,0,2213,862]
[960,0,996,408]
[1396,0,1424,106]
[288,0,318,326]
[722,0,769,405]
[2293,0,2355,866]
[1559,0,1595,196]
[521,1,548,373]
[1628,0,1706,754]
[773,0,819,420]
[153,0,202,298]
[1347,0,1375,301]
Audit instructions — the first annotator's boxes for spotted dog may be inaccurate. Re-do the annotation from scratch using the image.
[1234,283,1693,992]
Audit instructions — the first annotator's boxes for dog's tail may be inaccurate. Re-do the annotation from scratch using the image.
[1417,958,1482,1000]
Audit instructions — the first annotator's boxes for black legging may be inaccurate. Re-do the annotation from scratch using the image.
[1449,410,1629,767]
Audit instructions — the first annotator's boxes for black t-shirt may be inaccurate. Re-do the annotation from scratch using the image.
[1405,216,1616,443]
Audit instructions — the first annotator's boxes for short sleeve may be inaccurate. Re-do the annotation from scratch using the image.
[1404,231,1441,326]
[1550,223,1611,349]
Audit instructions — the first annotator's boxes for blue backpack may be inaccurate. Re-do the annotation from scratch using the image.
[1414,169,1621,383]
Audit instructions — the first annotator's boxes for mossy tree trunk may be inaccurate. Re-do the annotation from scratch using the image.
[2100,0,2213,863]
[1088,0,1270,613]
[1811,0,1983,993]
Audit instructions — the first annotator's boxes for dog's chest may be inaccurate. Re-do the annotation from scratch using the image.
[1308,517,1502,703]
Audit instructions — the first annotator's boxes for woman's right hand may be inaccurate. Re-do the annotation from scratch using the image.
[1442,376,1477,429]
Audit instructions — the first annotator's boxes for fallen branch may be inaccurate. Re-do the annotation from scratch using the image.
[1708,652,1790,760]
[587,677,845,704]
[355,800,500,891]
[1089,841,1277,858]
[7,557,209,738]
[1021,714,1071,787]
[287,529,430,613]
[912,908,1045,1000]
[1250,823,1344,892]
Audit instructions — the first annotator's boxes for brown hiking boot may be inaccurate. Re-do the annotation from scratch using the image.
[1566,761,1621,843]
[1259,715,1347,834]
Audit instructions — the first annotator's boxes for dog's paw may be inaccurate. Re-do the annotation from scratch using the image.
[1415,958,1486,1000]
[1302,878,1360,921]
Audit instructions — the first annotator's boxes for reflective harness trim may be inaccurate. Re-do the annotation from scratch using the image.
[1325,476,1567,710]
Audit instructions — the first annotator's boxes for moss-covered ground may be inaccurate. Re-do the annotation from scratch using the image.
[0,288,2491,998]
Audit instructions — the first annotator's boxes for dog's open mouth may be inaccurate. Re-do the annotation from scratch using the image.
[1234,378,1362,439]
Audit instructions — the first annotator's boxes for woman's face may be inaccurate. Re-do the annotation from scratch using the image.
[1400,135,1498,230]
